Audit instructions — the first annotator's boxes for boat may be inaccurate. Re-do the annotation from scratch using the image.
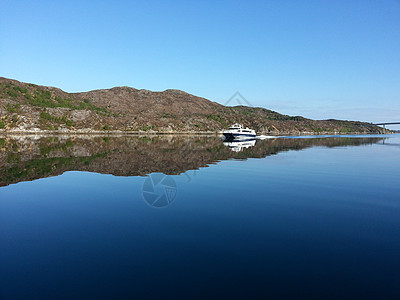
[223,123,256,140]
[223,139,256,152]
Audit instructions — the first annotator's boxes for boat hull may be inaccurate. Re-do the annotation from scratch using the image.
[223,133,256,140]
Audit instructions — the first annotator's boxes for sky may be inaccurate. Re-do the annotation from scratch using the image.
[1,0,399,128]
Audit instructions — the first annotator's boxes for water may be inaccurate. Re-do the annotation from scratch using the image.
[1,135,399,299]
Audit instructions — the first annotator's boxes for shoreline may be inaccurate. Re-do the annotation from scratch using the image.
[0,128,391,137]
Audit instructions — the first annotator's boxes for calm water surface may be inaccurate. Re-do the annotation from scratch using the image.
[1,134,399,299]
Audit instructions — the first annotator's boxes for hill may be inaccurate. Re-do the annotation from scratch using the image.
[0,77,383,134]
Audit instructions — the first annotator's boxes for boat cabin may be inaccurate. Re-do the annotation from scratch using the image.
[228,124,253,133]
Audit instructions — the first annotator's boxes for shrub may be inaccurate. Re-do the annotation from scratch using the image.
[13,86,27,93]
[6,103,21,113]
[162,113,176,118]
[139,124,157,131]
[40,112,53,121]
[206,114,227,126]
[39,111,74,127]
[6,90,18,98]
[65,119,74,127]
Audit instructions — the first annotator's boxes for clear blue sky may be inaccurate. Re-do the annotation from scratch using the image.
[1,0,399,127]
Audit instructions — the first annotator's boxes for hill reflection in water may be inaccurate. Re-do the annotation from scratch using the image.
[0,135,384,187]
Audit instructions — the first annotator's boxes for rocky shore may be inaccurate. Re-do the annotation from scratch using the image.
[0,128,387,136]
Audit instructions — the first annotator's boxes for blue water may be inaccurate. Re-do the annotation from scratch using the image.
[1,135,399,299]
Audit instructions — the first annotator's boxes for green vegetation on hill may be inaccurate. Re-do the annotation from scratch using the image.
[206,114,228,127]
[39,112,74,128]
[6,103,21,113]
[0,82,110,115]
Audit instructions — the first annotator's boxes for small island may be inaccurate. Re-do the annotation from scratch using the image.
[0,77,384,135]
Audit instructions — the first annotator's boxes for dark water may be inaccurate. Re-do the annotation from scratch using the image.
[0,134,399,299]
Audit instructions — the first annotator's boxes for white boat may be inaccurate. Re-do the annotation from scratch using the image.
[223,123,256,140]
[223,139,256,152]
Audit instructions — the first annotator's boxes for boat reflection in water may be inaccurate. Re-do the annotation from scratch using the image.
[223,138,256,152]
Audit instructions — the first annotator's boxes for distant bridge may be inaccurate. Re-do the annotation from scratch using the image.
[373,122,400,126]
[371,122,400,134]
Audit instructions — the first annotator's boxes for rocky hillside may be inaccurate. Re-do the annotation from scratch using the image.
[0,77,383,134]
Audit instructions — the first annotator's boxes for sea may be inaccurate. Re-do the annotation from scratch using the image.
[0,134,399,299]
